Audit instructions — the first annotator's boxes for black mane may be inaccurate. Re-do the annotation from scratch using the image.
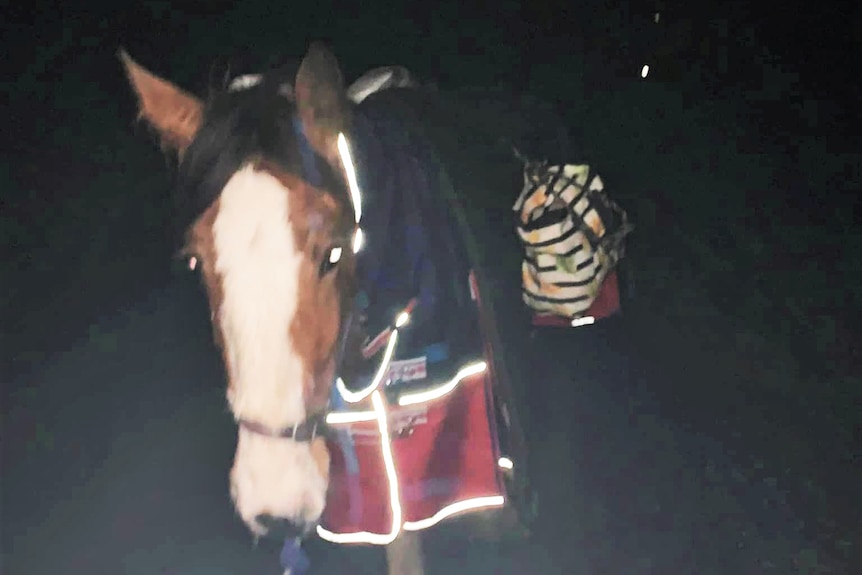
[173,65,347,247]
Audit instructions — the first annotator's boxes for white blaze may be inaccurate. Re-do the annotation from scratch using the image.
[212,165,326,532]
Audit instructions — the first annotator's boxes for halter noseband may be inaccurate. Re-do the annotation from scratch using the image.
[238,411,329,442]
[235,310,357,444]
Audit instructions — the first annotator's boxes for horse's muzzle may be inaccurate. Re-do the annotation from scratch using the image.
[254,513,314,540]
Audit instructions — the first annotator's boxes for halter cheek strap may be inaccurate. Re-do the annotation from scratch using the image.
[226,74,322,187]
[291,115,323,188]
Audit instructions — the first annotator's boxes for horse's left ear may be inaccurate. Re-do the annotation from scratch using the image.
[294,42,351,168]
[118,49,204,155]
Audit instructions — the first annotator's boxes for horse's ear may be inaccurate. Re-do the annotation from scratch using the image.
[294,42,350,167]
[118,49,204,155]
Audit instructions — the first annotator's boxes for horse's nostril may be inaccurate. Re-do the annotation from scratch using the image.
[254,513,309,540]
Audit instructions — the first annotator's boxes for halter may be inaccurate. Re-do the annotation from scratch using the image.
[238,411,329,442]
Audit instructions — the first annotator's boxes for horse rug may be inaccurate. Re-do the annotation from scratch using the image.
[318,71,507,542]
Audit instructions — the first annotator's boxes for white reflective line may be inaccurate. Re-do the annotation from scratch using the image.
[317,390,402,544]
[397,361,487,406]
[337,133,362,223]
[570,316,596,327]
[395,311,410,328]
[402,496,506,531]
[228,74,262,91]
[336,329,399,404]
[352,227,364,253]
[326,410,376,425]
[641,64,650,78]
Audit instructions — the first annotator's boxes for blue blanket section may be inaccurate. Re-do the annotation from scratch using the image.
[293,97,472,361]
[349,101,462,354]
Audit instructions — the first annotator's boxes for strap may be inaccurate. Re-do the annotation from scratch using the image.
[291,115,323,188]
[238,411,330,442]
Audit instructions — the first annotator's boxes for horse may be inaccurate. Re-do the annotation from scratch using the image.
[119,41,573,572]
[120,43,361,542]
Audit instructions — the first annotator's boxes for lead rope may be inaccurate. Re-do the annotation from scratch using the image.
[280,536,310,575]
[277,309,356,575]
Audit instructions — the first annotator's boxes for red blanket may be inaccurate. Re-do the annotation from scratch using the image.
[319,367,505,542]
[531,269,622,327]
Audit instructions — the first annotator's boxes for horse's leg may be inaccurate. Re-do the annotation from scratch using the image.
[385,531,425,575]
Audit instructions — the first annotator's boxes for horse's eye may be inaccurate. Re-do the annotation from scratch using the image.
[174,254,200,275]
[319,245,342,277]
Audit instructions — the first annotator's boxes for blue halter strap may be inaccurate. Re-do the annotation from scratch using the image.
[291,115,323,188]
[274,115,317,575]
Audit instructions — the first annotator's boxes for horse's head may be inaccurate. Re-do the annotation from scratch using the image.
[120,43,358,538]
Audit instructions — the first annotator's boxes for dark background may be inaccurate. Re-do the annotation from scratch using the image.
[3,1,861,573]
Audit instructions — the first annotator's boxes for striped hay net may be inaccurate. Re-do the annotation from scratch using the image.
[513,159,633,319]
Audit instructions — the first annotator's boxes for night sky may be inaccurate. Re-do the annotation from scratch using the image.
[3,1,861,573]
